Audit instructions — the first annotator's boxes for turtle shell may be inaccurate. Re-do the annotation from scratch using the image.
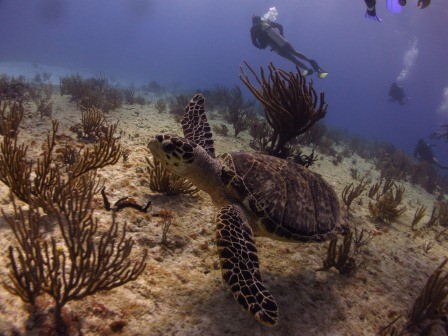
[219,152,343,242]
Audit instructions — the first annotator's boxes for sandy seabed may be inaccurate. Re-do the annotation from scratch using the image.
[0,80,445,336]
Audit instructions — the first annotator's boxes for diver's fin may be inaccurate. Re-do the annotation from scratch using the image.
[439,165,448,170]
[302,69,313,77]
[432,158,448,170]
[308,60,328,79]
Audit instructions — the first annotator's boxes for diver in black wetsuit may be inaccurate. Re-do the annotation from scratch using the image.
[250,15,328,79]
[430,125,448,141]
[402,0,431,8]
[364,0,431,21]
[414,139,448,170]
[388,82,409,106]
[364,0,382,21]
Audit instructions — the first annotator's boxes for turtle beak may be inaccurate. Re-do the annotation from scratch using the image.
[147,135,182,168]
[148,135,194,168]
[149,135,176,154]
[147,136,164,158]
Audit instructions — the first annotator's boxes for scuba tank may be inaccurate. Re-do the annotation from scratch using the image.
[260,21,287,47]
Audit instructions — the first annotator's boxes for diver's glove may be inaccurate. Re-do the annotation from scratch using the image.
[417,0,430,9]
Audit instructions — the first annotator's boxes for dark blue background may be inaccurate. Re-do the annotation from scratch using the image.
[1,0,447,160]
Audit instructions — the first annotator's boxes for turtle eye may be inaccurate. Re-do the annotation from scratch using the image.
[162,140,175,153]
[173,139,183,147]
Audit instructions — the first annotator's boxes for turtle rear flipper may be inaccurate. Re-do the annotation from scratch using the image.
[181,94,215,158]
[216,205,278,326]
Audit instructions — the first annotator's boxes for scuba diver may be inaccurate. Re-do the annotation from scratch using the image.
[388,82,409,106]
[414,139,448,170]
[250,15,328,79]
[364,0,431,21]
[430,125,448,141]
[364,0,383,21]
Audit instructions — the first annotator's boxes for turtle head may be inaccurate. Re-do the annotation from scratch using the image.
[147,134,200,176]
[148,133,222,195]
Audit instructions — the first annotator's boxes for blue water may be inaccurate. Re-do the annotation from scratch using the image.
[1,0,447,160]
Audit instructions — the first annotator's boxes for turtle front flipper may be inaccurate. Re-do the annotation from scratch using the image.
[181,94,215,158]
[216,205,278,326]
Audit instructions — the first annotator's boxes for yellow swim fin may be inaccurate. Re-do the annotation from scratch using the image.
[318,72,328,79]
[302,69,313,76]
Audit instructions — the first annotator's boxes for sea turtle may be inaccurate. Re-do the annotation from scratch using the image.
[147,94,346,326]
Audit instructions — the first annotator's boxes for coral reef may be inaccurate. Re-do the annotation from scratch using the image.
[352,225,376,254]
[83,106,105,131]
[27,74,54,118]
[156,209,174,245]
[380,258,448,335]
[341,176,368,213]
[142,80,165,94]
[122,86,146,106]
[368,181,406,224]
[59,74,123,112]
[0,98,24,137]
[0,74,28,102]
[0,117,121,213]
[201,85,233,111]
[320,231,357,275]
[155,98,167,113]
[3,187,147,334]
[248,118,272,152]
[212,123,229,137]
[168,94,190,118]
[0,109,144,334]
[377,149,412,181]
[220,86,257,137]
[240,61,327,158]
[411,205,427,230]
[288,147,318,167]
[145,156,199,196]
[1,68,448,335]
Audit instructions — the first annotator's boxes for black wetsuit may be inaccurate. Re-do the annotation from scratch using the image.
[250,17,326,76]
[250,20,283,50]
[364,0,380,19]
[388,83,408,106]
[430,125,448,141]
[414,139,448,170]
[418,0,431,9]
[364,0,430,20]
